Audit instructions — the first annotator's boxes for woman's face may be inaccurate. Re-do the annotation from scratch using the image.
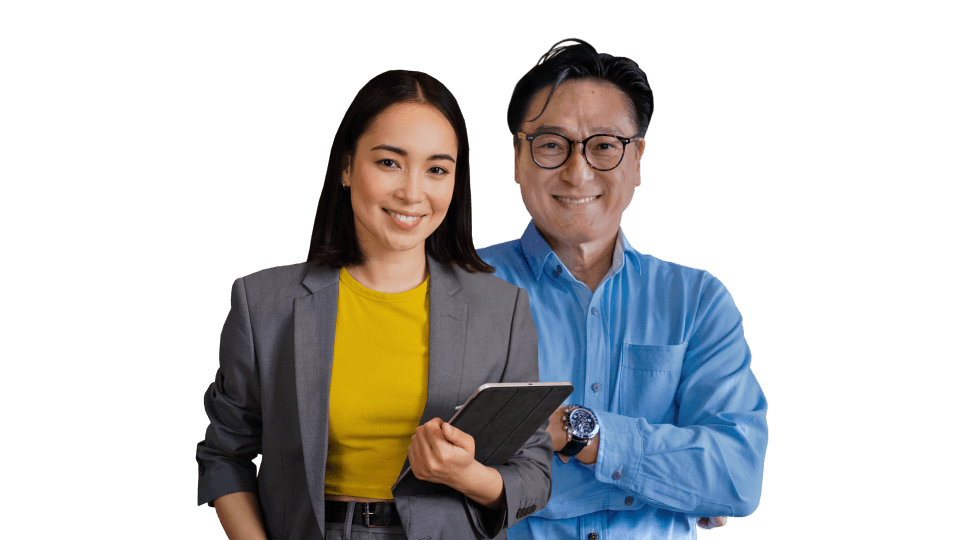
[343,103,458,262]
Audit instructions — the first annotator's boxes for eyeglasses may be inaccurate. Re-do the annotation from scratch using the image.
[517,131,642,171]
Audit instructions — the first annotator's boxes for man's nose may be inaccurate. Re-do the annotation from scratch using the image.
[560,144,594,186]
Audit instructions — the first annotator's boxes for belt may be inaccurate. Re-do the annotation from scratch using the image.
[324,500,402,528]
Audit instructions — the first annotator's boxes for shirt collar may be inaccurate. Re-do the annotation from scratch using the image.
[519,221,556,281]
[519,221,642,281]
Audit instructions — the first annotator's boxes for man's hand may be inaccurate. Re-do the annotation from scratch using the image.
[546,406,568,451]
[547,405,599,464]
[697,516,728,529]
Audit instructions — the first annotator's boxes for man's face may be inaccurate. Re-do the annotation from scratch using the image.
[515,78,643,249]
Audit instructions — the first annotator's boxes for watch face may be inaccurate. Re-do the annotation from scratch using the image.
[568,408,599,438]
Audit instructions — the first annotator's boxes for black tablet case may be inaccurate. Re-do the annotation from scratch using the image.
[392,382,573,497]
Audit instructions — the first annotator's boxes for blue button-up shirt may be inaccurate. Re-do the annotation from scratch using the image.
[479,223,768,540]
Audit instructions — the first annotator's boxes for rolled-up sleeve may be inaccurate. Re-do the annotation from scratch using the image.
[196,277,263,506]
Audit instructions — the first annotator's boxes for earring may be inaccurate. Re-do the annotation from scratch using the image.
[340,177,348,190]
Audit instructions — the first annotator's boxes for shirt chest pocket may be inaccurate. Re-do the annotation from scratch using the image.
[617,343,687,423]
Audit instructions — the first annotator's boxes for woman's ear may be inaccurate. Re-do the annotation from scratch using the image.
[341,155,352,188]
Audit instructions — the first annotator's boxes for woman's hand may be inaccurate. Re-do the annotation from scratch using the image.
[408,418,477,484]
[408,418,505,509]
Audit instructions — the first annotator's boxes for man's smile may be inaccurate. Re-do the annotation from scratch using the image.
[553,195,601,205]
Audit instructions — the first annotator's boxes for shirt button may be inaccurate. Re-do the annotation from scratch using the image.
[588,533,598,540]
[612,470,622,480]
[591,307,599,315]
[592,383,601,392]
[625,496,634,505]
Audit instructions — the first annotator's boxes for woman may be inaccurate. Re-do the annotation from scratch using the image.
[196,70,552,540]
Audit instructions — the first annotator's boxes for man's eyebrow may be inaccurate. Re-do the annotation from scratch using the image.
[370,145,455,163]
[530,125,569,134]
[530,125,626,136]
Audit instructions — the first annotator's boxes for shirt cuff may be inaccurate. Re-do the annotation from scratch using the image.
[591,410,644,490]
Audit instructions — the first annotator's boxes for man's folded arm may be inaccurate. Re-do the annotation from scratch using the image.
[587,275,768,517]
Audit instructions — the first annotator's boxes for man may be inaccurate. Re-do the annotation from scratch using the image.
[478,39,768,539]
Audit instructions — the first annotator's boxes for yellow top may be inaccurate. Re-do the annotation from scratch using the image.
[324,268,430,499]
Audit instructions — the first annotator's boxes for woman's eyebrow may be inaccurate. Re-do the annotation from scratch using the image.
[428,153,455,163]
[371,145,454,163]
[370,144,406,155]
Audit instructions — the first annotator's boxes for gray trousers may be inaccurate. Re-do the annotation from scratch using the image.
[322,501,407,540]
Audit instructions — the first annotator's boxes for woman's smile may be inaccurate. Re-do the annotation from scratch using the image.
[384,208,425,228]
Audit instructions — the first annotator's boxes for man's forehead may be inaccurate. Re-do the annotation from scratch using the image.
[522,79,636,136]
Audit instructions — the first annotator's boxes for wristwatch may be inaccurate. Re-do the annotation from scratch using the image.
[558,405,600,463]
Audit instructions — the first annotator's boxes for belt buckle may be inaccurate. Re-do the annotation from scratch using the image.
[361,502,389,528]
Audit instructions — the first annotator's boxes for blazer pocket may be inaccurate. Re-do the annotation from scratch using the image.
[618,343,687,421]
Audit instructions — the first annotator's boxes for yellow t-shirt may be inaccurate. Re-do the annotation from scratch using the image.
[324,268,430,499]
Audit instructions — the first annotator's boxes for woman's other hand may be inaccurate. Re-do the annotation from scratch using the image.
[408,418,504,509]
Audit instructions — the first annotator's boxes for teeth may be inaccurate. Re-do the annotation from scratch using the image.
[387,210,422,223]
[555,196,599,204]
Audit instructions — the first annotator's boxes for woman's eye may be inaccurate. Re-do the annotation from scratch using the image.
[378,159,399,168]
[428,166,449,175]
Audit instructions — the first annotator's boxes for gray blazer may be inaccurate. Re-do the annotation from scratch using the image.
[197,258,552,540]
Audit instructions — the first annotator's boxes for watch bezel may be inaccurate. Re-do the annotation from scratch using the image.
[565,406,600,440]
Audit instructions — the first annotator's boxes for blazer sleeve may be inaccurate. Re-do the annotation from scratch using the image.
[196,277,263,506]
[467,287,553,536]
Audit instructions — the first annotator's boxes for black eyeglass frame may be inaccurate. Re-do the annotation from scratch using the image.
[517,131,643,171]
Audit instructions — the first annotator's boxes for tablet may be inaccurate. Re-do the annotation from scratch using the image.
[392,381,573,496]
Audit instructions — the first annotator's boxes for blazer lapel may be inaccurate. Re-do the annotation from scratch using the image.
[293,258,468,529]
[419,257,469,425]
[293,264,339,529]
[395,259,470,533]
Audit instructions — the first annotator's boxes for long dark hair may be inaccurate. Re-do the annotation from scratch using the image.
[307,70,492,273]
